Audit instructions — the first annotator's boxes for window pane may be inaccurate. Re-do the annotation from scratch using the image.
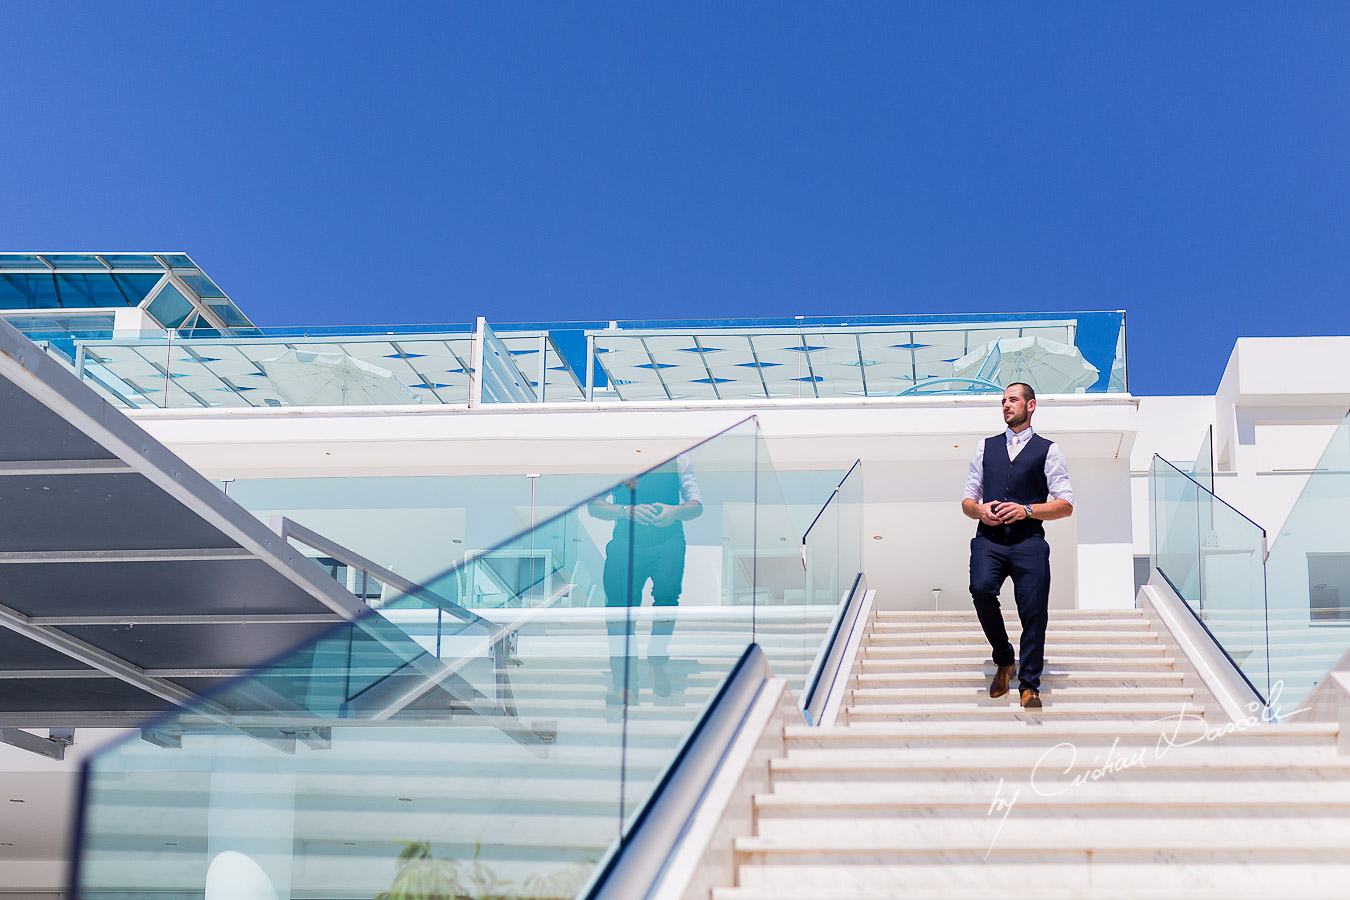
[0,254,50,269]
[113,273,164,303]
[0,273,58,308]
[178,273,226,298]
[98,254,165,269]
[44,254,106,268]
[54,273,137,307]
[146,282,196,329]
[206,300,252,327]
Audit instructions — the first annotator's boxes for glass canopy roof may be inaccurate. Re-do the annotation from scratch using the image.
[0,252,256,337]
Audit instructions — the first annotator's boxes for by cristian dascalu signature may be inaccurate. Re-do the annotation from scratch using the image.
[982,681,1310,859]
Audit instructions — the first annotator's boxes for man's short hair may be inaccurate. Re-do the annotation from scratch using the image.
[1006,382,1036,402]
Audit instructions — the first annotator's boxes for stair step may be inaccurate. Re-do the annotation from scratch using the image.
[856,671,1186,685]
[850,686,1194,702]
[729,851,1350,896]
[845,701,1198,720]
[771,750,1350,776]
[755,781,1350,809]
[864,644,1168,657]
[735,816,1350,852]
[872,618,1153,631]
[783,720,1339,750]
[876,609,1145,619]
[717,889,1350,900]
[725,859,1350,898]
[867,631,1159,643]
[861,656,1178,670]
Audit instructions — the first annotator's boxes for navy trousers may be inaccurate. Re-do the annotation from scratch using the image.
[969,533,1051,691]
[603,536,686,687]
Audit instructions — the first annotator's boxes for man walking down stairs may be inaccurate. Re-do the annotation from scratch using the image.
[713,608,1350,899]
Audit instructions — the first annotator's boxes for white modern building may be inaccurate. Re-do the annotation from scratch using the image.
[1,253,1347,899]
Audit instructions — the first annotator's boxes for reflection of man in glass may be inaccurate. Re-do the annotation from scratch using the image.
[589,455,702,705]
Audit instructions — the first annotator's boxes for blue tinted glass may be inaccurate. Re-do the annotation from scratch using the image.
[98,254,165,268]
[178,273,226,298]
[146,282,195,329]
[44,254,105,268]
[157,254,194,267]
[206,300,252,327]
[0,273,58,308]
[112,273,163,302]
[54,274,136,307]
[6,313,116,333]
[0,254,49,269]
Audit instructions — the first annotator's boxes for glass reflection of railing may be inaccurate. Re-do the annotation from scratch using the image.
[74,416,852,900]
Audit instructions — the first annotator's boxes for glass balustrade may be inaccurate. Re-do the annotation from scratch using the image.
[75,416,855,900]
[1150,413,1350,708]
[36,310,1127,409]
[1190,425,1214,493]
[1149,454,1269,698]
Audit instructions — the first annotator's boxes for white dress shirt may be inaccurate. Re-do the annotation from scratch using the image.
[675,454,703,504]
[963,426,1075,506]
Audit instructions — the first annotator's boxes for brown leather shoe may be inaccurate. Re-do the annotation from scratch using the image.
[1020,687,1042,709]
[989,664,1015,698]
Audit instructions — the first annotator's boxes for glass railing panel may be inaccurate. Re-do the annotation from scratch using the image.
[802,461,863,609]
[1196,487,1269,695]
[1150,454,1269,697]
[74,333,478,409]
[79,416,832,899]
[1263,412,1350,707]
[1190,425,1214,493]
[1150,455,1203,604]
[587,312,1125,400]
[797,461,864,708]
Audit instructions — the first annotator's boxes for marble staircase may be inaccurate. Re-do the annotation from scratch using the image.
[713,608,1350,899]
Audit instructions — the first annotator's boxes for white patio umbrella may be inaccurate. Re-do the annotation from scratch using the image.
[261,348,423,406]
[952,336,1100,394]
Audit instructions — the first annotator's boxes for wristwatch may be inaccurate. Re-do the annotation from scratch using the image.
[1024,504,1035,519]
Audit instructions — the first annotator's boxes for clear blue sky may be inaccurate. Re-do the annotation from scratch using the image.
[4,3,1348,395]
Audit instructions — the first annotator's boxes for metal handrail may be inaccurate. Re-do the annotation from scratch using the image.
[583,644,778,900]
[801,459,861,544]
[801,573,868,725]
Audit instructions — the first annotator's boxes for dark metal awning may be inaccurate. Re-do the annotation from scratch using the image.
[0,319,371,753]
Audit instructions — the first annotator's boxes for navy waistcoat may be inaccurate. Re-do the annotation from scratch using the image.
[611,462,684,547]
[977,433,1052,544]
